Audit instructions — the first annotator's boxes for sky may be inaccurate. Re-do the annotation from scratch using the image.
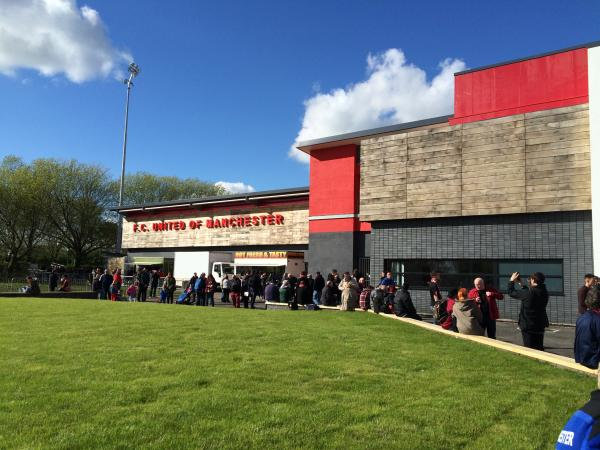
[0,0,599,194]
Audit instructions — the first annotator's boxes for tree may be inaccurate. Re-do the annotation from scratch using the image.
[117,172,226,206]
[0,156,50,273]
[35,159,117,268]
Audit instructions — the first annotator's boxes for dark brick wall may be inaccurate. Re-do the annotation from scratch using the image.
[369,211,593,325]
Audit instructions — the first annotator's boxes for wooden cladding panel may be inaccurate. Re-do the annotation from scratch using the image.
[525,105,591,212]
[360,134,408,221]
[405,126,462,219]
[359,104,591,221]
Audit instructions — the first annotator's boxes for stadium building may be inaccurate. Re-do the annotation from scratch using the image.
[116,41,600,324]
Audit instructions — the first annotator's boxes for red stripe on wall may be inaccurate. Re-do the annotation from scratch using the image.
[451,47,589,125]
[309,218,371,233]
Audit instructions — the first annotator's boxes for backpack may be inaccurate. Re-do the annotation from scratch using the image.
[557,391,600,449]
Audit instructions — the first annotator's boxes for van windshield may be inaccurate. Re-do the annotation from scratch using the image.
[222,264,235,275]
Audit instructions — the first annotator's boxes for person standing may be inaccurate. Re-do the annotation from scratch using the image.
[428,272,442,309]
[468,278,504,339]
[188,272,198,304]
[99,269,112,300]
[92,268,102,295]
[136,267,150,302]
[49,269,59,292]
[195,273,206,306]
[205,274,216,307]
[578,274,596,315]
[575,285,600,369]
[338,272,359,311]
[249,271,261,309]
[150,270,160,297]
[221,275,231,303]
[295,271,311,307]
[508,271,549,351]
[163,272,176,304]
[230,275,242,308]
[313,271,325,305]
[110,269,122,301]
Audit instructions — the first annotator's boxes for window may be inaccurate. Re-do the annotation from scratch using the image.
[384,259,564,295]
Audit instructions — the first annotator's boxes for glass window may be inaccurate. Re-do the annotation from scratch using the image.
[385,259,563,295]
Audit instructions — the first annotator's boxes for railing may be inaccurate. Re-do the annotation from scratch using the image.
[0,276,91,293]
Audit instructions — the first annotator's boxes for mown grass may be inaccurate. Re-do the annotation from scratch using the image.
[0,298,594,449]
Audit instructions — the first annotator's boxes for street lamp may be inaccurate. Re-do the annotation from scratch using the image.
[116,62,141,254]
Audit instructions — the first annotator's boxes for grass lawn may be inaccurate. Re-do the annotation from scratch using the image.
[0,298,594,449]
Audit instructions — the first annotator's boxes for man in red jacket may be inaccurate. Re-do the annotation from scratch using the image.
[468,277,504,339]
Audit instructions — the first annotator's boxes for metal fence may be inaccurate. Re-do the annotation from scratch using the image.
[0,275,91,293]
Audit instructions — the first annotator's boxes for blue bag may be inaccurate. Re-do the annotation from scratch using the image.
[160,289,167,302]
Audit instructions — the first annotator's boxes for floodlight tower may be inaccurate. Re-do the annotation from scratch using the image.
[116,62,141,254]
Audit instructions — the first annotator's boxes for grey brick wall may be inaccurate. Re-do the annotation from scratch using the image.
[369,211,593,325]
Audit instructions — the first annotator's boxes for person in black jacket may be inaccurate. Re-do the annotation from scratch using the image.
[507,271,549,351]
[248,272,261,309]
[393,283,422,320]
[99,269,112,300]
[313,272,325,305]
[295,271,311,306]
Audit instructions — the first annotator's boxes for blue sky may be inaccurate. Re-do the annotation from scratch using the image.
[0,0,599,193]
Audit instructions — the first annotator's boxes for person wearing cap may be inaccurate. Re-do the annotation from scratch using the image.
[508,271,549,351]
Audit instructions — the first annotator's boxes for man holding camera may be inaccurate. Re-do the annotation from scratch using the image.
[508,271,549,351]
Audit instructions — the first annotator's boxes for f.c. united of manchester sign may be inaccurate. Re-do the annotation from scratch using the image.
[132,214,285,233]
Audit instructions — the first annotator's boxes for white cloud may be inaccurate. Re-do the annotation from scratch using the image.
[215,181,256,194]
[0,0,131,83]
[289,49,466,163]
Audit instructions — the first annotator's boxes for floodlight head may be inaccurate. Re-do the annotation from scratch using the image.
[128,62,140,77]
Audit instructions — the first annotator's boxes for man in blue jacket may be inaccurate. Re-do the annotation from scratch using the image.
[576,286,600,369]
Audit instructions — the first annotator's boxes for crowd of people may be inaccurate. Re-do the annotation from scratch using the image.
[81,264,600,362]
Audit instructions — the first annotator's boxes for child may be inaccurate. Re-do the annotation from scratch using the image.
[127,282,138,302]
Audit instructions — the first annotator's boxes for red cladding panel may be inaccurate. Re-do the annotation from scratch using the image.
[309,144,359,216]
[450,48,589,125]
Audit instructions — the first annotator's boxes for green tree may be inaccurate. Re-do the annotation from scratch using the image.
[0,156,50,273]
[117,172,225,206]
[35,159,117,268]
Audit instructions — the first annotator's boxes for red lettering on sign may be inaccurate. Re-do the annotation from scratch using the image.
[237,217,244,227]
[230,218,236,227]
[261,216,267,225]
[133,223,139,232]
[206,219,213,228]
[174,222,180,231]
[189,220,196,229]
[275,214,284,225]
[252,216,259,226]
[179,221,186,230]
[221,218,229,227]
[244,217,251,227]
[267,215,275,225]
[141,224,148,232]
[214,219,221,228]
